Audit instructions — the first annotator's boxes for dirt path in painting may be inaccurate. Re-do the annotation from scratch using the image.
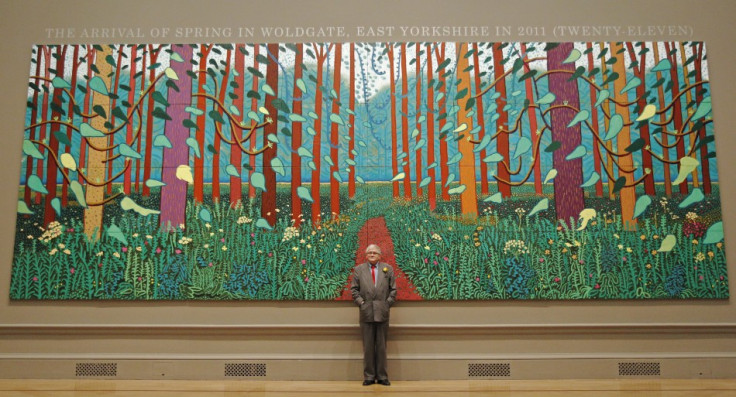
[337,216,422,301]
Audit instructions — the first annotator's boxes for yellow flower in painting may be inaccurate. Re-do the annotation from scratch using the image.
[707,251,714,258]
[651,250,658,255]
[640,235,646,241]
[646,264,652,269]
[692,239,699,245]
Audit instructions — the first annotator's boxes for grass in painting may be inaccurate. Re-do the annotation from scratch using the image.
[10,183,728,300]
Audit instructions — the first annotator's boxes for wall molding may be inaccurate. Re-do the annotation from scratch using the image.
[2,323,736,336]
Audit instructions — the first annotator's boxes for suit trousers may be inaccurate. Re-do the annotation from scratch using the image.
[360,320,389,381]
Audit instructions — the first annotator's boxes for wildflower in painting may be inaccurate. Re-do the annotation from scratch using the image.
[237,216,252,224]
[132,233,139,238]
[431,233,442,241]
[503,239,529,256]
[155,247,162,254]
[96,251,104,257]
[686,212,699,221]
[39,221,63,243]
[282,226,299,242]
[222,246,228,251]
[49,248,57,255]
[205,223,212,229]
[63,249,71,255]
[122,247,128,252]
[708,251,715,259]
[694,252,706,262]
[646,263,652,269]
[136,247,142,252]
[70,268,75,274]
[113,252,121,258]
[146,235,153,239]
[178,236,193,245]
[26,235,33,239]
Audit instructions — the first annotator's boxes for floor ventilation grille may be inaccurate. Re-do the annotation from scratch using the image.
[225,363,267,377]
[618,362,661,376]
[468,363,511,377]
[75,362,118,377]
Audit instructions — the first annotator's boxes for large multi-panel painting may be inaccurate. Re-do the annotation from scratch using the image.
[11,41,727,300]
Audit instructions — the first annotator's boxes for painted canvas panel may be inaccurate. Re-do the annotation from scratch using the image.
[11,42,728,300]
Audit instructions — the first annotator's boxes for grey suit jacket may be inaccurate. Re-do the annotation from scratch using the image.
[350,262,398,323]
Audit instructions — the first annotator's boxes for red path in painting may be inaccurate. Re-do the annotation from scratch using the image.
[337,217,422,301]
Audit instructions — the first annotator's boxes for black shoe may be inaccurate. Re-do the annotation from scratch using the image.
[377,379,391,386]
[362,380,374,386]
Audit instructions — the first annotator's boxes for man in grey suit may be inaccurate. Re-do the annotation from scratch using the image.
[350,244,397,386]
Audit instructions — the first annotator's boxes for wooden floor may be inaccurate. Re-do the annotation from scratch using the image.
[1,379,736,396]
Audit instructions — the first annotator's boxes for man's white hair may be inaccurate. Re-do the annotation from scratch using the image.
[365,244,382,255]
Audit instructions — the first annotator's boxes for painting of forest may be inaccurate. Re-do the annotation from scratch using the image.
[11,41,728,300]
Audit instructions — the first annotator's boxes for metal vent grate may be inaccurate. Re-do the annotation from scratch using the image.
[75,362,117,377]
[468,363,511,377]
[224,363,267,377]
[618,362,661,376]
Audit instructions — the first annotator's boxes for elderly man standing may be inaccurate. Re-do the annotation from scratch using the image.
[350,244,397,386]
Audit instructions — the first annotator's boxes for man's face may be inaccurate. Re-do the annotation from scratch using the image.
[366,249,380,264]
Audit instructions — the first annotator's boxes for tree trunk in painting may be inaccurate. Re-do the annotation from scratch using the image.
[159,44,194,231]
[679,42,700,188]
[142,45,161,197]
[664,42,688,195]
[291,43,304,226]
[83,45,113,240]
[106,47,123,196]
[598,43,616,200]
[455,43,478,217]
[400,43,412,200]
[230,45,246,207]
[35,46,52,205]
[472,43,489,196]
[348,43,356,199]
[123,44,137,196]
[387,43,399,198]
[135,46,146,193]
[434,44,450,201]
[61,45,80,207]
[194,44,213,204]
[248,45,260,200]
[652,43,672,197]
[610,42,638,230]
[329,43,342,220]
[546,42,584,227]
[414,43,423,198]
[310,44,329,225]
[43,45,67,226]
[25,47,44,206]
[627,42,656,196]
[693,42,712,194]
[585,42,604,198]
[212,47,232,203]
[261,43,279,227]
[425,43,437,210]
[492,43,511,198]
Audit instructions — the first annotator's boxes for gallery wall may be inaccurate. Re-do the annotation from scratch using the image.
[0,0,735,380]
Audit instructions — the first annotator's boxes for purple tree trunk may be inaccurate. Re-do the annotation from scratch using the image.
[547,43,585,227]
[159,44,193,231]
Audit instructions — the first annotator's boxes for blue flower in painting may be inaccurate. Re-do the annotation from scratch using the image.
[224,263,269,298]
